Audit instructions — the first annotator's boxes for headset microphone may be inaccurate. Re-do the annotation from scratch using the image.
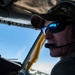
[45,42,75,48]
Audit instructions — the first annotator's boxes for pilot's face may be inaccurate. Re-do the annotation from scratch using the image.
[43,21,74,58]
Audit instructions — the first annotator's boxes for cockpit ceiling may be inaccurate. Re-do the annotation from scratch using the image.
[13,0,57,14]
[0,0,57,28]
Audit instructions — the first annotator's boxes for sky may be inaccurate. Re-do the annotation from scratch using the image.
[0,23,59,74]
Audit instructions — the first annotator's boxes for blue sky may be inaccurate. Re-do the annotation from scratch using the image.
[0,23,59,74]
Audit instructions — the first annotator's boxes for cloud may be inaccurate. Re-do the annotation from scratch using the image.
[17,48,25,57]
[16,46,27,58]
[31,62,56,74]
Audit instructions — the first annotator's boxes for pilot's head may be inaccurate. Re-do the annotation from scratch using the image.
[31,0,75,58]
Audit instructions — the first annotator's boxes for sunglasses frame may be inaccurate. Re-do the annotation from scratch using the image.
[42,21,73,34]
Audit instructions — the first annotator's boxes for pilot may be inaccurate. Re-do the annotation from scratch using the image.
[31,0,75,75]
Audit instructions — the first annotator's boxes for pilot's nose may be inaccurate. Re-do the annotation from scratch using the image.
[45,28,53,39]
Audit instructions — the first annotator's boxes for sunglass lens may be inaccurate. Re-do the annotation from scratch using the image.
[49,23,57,33]
[42,22,68,34]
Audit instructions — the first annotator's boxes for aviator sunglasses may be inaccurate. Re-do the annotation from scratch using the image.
[42,21,73,34]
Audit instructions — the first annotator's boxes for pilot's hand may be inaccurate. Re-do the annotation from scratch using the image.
[18,69,29,75]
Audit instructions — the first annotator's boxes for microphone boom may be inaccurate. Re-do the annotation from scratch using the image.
[45,42,75,48]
